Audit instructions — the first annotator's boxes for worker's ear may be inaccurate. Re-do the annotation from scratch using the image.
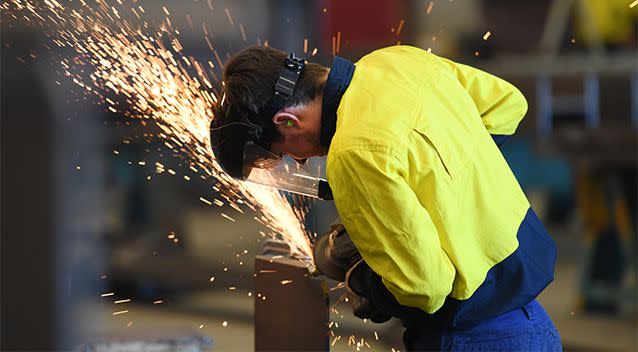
[273,111,300,128]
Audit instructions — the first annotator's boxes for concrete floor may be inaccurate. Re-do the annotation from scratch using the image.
[78,291,402,351]
[538,230,637,351]
[75,210,637,351]
[79,261,636,351]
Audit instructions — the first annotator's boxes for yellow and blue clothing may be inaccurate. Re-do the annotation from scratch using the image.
[320,46,559,349]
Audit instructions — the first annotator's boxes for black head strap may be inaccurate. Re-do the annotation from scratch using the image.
[216,52,306,147]
[269,52,305,114]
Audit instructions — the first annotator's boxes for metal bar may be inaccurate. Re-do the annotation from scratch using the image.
[584,73,600,130]
[254,255,329,351]
[479,53,638,77]
[536,75,553,138]
[539,0,574,55]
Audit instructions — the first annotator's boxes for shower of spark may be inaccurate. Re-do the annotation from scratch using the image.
[3,0,312,257]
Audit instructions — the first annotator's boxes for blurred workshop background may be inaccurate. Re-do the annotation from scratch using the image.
[2,0,637,351]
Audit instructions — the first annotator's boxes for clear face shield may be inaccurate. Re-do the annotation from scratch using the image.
[242,142,332,200]
[210,52,332,199]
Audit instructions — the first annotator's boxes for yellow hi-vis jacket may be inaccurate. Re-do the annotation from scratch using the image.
[326,46,554,322]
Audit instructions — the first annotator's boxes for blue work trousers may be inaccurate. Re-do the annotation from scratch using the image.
[402,300,562,352]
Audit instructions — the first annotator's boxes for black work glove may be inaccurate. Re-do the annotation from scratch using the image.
[345,259,392,324]
[313,223,361,282]
[312,223,392,323]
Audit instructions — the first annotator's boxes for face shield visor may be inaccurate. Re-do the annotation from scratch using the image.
[241,141,332,199]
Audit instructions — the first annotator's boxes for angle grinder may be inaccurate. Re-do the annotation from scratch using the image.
[308,223,361,281]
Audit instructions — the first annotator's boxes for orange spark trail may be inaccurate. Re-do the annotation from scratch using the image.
[3,0,312,257]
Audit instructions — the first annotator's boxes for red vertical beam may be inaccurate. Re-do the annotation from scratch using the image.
[320,0,408,56]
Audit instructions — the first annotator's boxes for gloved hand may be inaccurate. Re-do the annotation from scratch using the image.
[312,223,361,282]
[345,259,392,324]
[312,223,391,323]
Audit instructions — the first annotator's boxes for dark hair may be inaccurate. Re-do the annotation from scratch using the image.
[219,45,327,145]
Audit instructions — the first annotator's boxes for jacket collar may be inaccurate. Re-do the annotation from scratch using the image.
[320,56,355,149]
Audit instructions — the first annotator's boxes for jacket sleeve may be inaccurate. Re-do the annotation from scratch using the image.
[327,146,456,315]
[439,58,528,147]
